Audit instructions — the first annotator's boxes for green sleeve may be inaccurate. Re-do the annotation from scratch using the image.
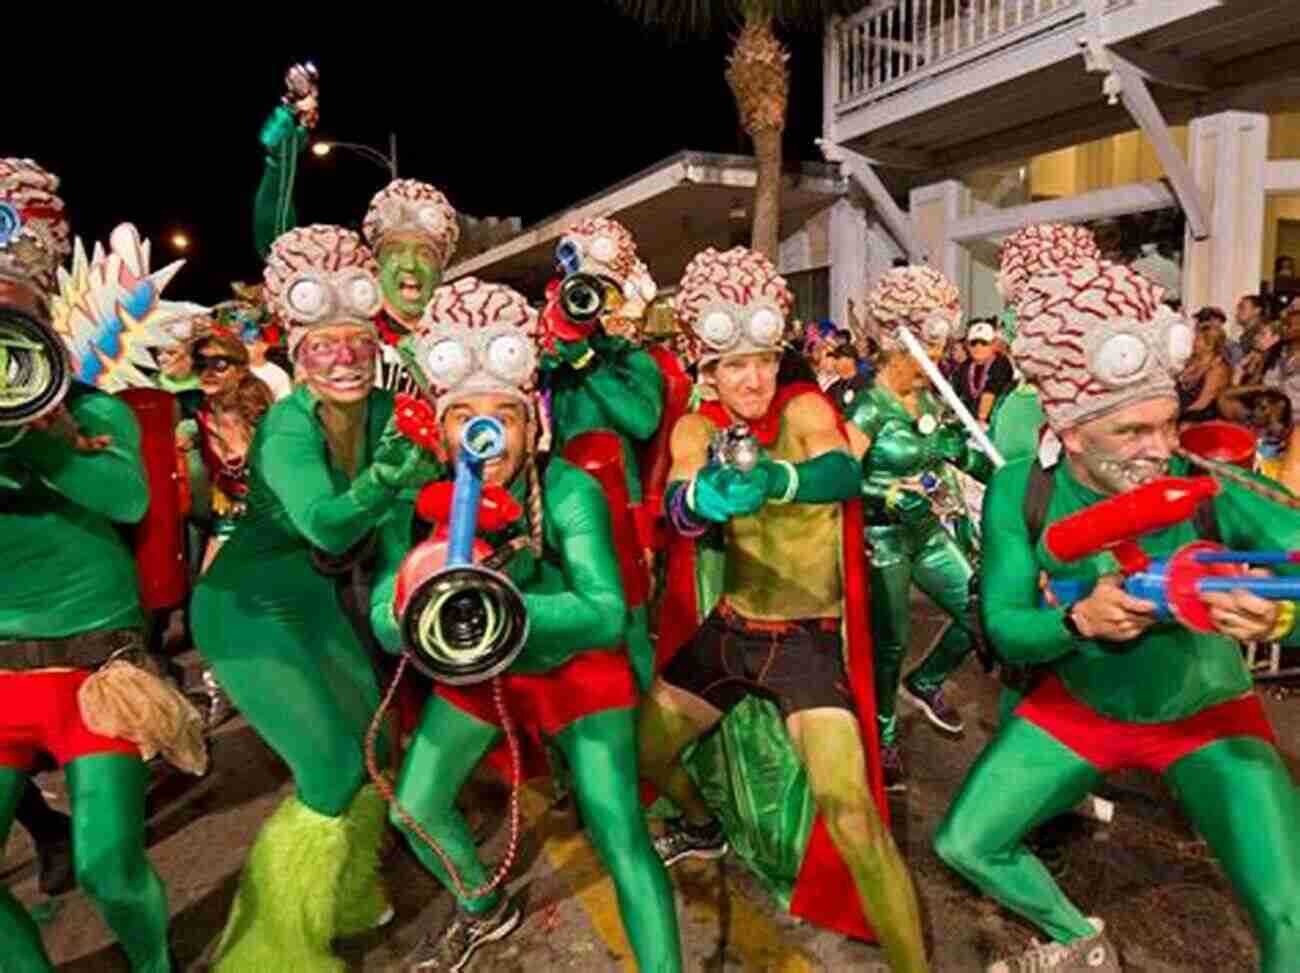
[369,498,417,656]
[254,403,394,556]
[520,462,628,670]
[253,105,306,259]
[1212,472,1300,648]
[981,461,1089,666]
[768,449,860,504]
[9,392,148,523]
[581,345,664,443]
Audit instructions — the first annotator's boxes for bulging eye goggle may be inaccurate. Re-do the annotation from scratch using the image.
[695,303,786,352]
[419,327,537,390]
[282,269,382,325]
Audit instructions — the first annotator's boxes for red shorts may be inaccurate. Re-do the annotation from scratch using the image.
[0,669,140,770]
[436,650,637,738]
[1016,674,1277,775]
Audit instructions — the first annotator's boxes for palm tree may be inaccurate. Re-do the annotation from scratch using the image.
[620,0,858,261]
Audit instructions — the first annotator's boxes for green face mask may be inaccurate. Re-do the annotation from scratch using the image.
[378,235,443,327]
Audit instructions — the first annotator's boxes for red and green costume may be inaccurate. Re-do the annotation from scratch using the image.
[0,385,171,973]
[370,456,682,972]
[658,381,889,941]
[936,455,1300,970]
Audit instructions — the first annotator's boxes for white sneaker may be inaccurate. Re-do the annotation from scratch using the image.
[987,918,1121,972]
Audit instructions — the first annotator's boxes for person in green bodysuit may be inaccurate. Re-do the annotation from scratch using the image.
[847,266,992,790]
[253,65,460,394]
[0,158,172,973]
[192,224,440,972]
[935,259,1300,973]
[539,217,664,691]
[367,277,681,972]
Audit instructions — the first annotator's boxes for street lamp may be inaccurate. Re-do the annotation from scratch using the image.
[311,134,398,182]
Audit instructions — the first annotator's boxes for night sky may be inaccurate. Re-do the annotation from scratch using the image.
[8,8,824,303]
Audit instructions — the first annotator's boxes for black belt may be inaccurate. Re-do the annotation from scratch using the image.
[0,628,144,672]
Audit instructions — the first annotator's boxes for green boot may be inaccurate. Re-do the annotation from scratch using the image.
[213,796,348,973]
[334,783,394,939]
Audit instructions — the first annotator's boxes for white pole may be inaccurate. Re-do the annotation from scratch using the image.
[896,325,1006,468]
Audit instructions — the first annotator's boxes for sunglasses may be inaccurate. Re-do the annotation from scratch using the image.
[967,339,990,347]
[193,354,239,374]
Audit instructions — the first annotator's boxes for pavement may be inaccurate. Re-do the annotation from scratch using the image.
[5,596,1297,972]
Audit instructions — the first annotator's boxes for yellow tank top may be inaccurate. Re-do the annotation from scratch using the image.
[722,403,843,621]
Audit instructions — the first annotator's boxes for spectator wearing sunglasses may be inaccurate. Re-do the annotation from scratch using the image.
[953,319,1013,423]
[189,327,274,571]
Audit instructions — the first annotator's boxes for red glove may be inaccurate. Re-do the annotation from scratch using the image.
[394,394,448,462]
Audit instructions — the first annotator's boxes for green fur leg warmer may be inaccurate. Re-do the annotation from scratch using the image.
[334,783,393,939]
[213,795,348,972]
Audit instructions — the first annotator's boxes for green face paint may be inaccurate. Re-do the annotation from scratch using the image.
[378,233,443,327]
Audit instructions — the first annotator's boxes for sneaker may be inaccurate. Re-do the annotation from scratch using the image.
[881,744,907,793]
[402,897,521,972]
[987,918,1120,972]
[902,677,965,734]
[653,817,728,867]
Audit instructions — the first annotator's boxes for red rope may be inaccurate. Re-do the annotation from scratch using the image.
[364,655,523,902]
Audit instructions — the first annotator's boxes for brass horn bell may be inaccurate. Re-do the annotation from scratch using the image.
[0,306,69,428]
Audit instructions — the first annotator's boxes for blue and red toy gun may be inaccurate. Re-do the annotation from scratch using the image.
[1042,476,1300,632]
[393,415,529,683]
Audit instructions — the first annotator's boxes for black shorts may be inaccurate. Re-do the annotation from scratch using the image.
[661,606,852,718]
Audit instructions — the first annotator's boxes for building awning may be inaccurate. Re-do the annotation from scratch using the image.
[446,150,845,296]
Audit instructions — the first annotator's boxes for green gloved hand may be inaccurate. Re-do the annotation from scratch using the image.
[555,337,593,368]
[689,465,752,523]
[259,105,303,155]
[723,464,771,517]
[371,418,445,491]
[932,424,968,465]
[889,488,933,529]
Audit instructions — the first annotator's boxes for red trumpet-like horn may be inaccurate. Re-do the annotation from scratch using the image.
[1043,476,1220,572]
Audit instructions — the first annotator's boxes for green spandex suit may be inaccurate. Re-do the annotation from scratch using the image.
[0,387,170,973]
[192,385,409,971]
[542,333,665,692]
[846,384,992,747]
[369,457,681,972]
[936,456,1300,970]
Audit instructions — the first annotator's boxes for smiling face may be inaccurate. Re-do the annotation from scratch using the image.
[1061,396,1178,495]
[295,323,377,404]
[710,351,780,422]
[378,231,443,327]
[441,394,532,487]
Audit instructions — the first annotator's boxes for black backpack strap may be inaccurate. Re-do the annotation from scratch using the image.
[1022,460,1055,546]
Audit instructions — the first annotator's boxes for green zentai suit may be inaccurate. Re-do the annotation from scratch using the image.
[542,333,664,692]
[936,455,1300,971]
[846,384,992,747]
[0,386,170,973]
[192,385,406,971]
[369,457,682,972]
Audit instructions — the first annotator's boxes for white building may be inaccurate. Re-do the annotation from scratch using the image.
[821,0,1300,326]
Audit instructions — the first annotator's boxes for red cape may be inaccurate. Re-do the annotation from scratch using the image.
[656,382,887,943]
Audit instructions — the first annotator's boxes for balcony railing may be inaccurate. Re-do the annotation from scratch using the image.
[832,0,1094,112]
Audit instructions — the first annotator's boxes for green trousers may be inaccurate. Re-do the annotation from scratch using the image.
[867,521,977,745]
[391,696,682,972]
[935,717,1300,971]
[0,756,169,973]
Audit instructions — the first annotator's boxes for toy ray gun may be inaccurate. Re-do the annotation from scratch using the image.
[392,415,529,683]
[1042,476,1300,632]
[0,305,70,444]
[708,423,760,473]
